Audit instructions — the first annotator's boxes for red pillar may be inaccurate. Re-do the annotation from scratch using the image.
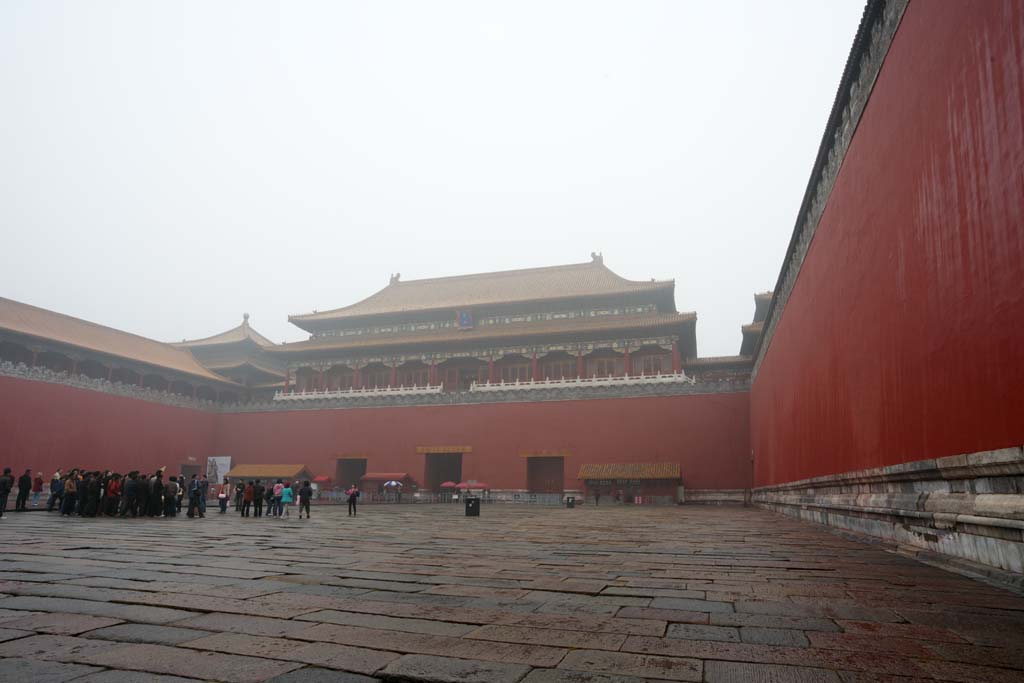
[671,342,682,374]
[577,350,585,379]
[429,362,437,386]
[390,365,397,387]
[30,350,37,367]
[71,360,78,375]
[353,366,362,390]
[284,368,290,393]
[138,372,145,388]
[106,366,113,382]
[531,353,539,381]
[318,370,325,391]
[623,348,631,376]
[488,356,495,384]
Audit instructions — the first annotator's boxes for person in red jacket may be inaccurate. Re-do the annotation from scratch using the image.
[31,472,44,507]
[104,475,121,516]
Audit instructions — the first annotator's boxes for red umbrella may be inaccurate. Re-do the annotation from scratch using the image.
[456,481,490,489]
[439,481,457,488]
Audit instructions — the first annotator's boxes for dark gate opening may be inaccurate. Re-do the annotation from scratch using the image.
[180,464,201,480]
[425,453,462,492]
[527,457,564,493]
[336,459,367,488]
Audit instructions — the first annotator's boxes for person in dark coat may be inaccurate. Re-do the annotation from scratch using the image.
[0,468,13,517]
[84,472,102,517]
[16,469,32,511]
[346,484,360,516]
[121,473,139,517]
[136,473,149,517]
[198,474,209,517]
[252,480,264,518]
[148,472,164,517]
[60,472,78,517]
[164,477,179,517]
[298,480,313,519]
[46,472,64,512]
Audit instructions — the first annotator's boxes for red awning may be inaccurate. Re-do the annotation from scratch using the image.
[313,476,331,483]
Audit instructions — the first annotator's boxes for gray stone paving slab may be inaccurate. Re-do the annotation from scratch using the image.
[291,640,399,674]
[264,667,380,683]
[0,626,33,642]
[75,670,203,683]
[296,609,477,636]
[559,649,702,681]
[704,660,841,682]
[0,633,123,661]
[84,623,212,645]
[172,612,315,637]
[666,623,740,643]
[1,612,123,635]
[741,626,811,647]
[0,656,102,682]
[77,642,302,682]
[520,670,657,683]
[381,653,531,683]
[0,594,196,623]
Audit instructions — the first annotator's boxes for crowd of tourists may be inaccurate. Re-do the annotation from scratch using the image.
[1,467,362,519]
[0,467,211,519]
[222,478,318,519]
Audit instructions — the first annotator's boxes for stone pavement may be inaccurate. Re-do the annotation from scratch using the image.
[0,504,1022,682]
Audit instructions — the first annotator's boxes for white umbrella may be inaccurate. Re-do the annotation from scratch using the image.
[383,480,403,487]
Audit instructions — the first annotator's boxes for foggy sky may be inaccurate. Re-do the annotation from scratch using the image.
[0,1,864,357]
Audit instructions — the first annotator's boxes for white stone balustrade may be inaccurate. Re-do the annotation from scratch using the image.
[274,383,444,401]
[469,371,695,392]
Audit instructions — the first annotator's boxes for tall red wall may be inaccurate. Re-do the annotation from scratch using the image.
[216,393,751,491]
[0,376,218,478]
[0,373,750,490]
[752,1,1024,486]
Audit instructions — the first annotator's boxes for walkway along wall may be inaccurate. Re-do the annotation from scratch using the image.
[750,0,1024,584]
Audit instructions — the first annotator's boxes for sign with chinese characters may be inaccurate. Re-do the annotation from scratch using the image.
[457,311,474,329]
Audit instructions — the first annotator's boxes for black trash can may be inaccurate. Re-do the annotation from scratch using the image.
[566,496,575,509]
[465,497,480,517]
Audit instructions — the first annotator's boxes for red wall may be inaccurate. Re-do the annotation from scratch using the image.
[216,393,751,491]
[0,376,218,478]
[0,373,750,491]
[752,1,1024,486]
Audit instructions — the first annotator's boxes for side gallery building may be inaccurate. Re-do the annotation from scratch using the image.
[1,0,1022,582]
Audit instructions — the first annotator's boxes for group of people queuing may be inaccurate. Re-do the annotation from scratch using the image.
[1,468,213,519]
[222,478,315,519]
[0,468,45,516]
[2,467,365,520]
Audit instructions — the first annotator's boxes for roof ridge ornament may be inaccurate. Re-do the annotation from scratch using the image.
[390,273,401,284]
[591,252,603,264]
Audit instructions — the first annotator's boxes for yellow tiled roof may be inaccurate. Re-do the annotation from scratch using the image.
[289,259,673,325]
[577,463,681,480]
[0,297,236,385]
[175,315,275,348]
